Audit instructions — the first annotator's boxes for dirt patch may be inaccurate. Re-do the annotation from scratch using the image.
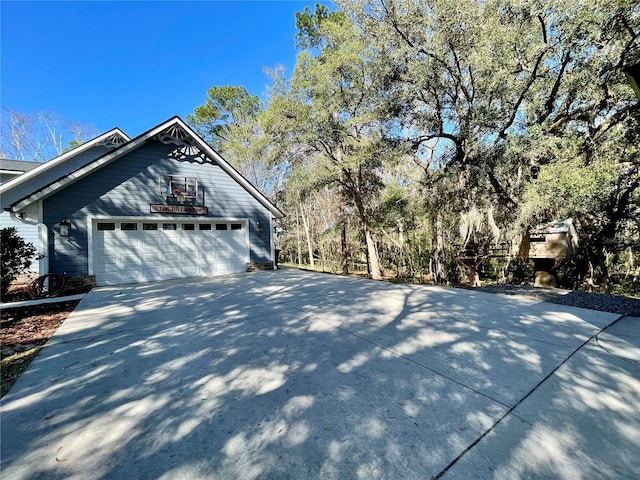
[1,301,80,398]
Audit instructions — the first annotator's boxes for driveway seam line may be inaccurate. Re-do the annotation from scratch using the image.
[432,312,626,479]
[335,323,512,408]
[276,299,513,408]
[594,318,640,368]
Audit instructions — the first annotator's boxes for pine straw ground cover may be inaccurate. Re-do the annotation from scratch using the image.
[1,301,80,398]
[1,274,94,398]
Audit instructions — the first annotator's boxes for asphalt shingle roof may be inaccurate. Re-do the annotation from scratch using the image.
[0,159,44,172]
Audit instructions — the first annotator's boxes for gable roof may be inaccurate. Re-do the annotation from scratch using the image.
[0,159,44,174]
[0,128,130,195]
[10,116,285,219]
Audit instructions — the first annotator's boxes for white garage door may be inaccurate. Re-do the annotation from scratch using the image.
[93,220,248,286]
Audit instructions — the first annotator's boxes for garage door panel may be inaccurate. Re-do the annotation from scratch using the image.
[120,254,142,265]
[143,252,162,262]
[199,238,216,247]
[99,237,121,248]
[94,220,247,286]
[180,258,200,268]
[201,251,217,261]
[228,237,244,249]
[181,245,198,256]
[182,265,199,276]
[164,252,180,261]
[142,238,161,247]
[163,266,181,277]
[162,236,179,245]
[197,265,211,275]
[180,253,199,263]
[215,263,229,273]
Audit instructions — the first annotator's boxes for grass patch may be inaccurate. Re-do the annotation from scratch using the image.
[1,346,43,398]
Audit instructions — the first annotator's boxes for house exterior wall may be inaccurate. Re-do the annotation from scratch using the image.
[1,172,19,184]
[1,172,39,272]
[42,140,273,276]
[1,146,115,208]
[0,211,39,246]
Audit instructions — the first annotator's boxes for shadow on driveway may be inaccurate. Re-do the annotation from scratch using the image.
[1,269,638,479]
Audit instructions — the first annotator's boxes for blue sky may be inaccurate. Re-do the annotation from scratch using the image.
[1,1,323,138]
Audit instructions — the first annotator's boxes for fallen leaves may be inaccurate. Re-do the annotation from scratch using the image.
[56,446,67,463]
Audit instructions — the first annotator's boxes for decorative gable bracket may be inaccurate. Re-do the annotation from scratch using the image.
[96,133,128,148]
[152,124,210,163]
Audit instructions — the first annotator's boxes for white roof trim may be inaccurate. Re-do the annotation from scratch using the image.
[0,128,130,195]
[0,169,25,175]
[12,117,285,219]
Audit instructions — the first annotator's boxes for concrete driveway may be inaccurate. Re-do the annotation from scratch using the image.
[1,269,639,479]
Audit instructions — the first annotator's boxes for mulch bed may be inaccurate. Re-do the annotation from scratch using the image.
[1,301,81,356]
[1,298,80,398]
[1,272,39,303]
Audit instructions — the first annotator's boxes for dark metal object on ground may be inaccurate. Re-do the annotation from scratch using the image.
[28,274,66,299]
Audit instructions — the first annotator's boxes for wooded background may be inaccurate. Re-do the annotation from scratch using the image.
[5,0,638,293]
[187,1,639,293]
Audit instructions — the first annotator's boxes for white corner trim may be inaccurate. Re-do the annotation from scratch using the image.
[38,201,48,275]
[270,216,276,270]
[87,214,94,276]
[242,218,251,265]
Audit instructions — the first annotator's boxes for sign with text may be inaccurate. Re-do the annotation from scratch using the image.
[150,204,208,215]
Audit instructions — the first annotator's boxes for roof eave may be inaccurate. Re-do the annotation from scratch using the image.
[11,117,285,219]
[0,128,130,195]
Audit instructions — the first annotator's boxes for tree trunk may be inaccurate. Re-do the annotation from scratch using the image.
[299,206,315,270]
[434,212,447,283]
[458,164,472,210]
[341,220,349,275]
[296,210,302,267]
[339,183,349,275]
[353,182,382,280]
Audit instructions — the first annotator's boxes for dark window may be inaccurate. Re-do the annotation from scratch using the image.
[143,223,158,231]
[215,224,228,231]
[231,223,242,230]
[163,223,177,230]
[182,223,195,230]
[97,223,115,231]
[198,223,212,230]
[121,223,138,231]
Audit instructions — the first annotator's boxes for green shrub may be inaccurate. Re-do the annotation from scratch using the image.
[1,227,37,300]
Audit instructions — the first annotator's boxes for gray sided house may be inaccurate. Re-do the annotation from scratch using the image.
[1,117,284,286]
[1,159,44,256]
